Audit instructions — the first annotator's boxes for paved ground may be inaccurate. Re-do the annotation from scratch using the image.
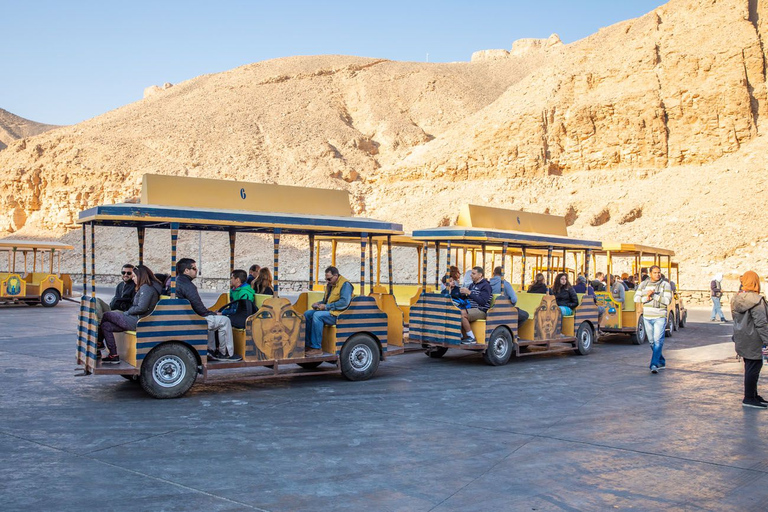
[1,297,768,512]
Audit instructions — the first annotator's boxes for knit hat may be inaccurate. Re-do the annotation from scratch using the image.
[740,271,760,293]
[577,275,586,283]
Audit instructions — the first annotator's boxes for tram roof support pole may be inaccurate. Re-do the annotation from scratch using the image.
[169,223,179,298]
[273,229,281,298]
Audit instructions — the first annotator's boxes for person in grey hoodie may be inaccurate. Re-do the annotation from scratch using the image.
[731,271,768,409]
[489,266,529,325]
[98,265,162,364]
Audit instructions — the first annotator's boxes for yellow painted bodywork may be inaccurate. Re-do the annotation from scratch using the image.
[470,320,487,344]
[115,331,138,367]
[233,328,247,357]
[370,293,404,347]
[457,204,568,236]
[141,174,352,217]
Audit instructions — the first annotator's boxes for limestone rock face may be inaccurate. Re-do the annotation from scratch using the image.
[143,82,174,98]
[470,49,510,62]
[510,33,563,55]
[0,108,59,151]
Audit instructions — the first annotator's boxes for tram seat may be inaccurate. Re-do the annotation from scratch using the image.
[292,291,325,314]
[321,325,337,354]
[233,328,246,357]
[114,331,137,367]
[254,294,271,309]
[210,293,230,312]
[514,292,547,341]
[623,291,636,312]
[24,272,53,285]
[470,319,487,344]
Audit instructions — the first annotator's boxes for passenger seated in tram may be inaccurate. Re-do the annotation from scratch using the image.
[489,266,529,324]
[220,269,256,329]
[246,264,261,285]
[98,265,163,364]
[591,272,607,292]
[552,273,578,317]
[573,275,595,296]
[441,273,470,310]
[175,258,242,362]
[458,266,492,344]
[528,273,548,294]
[304,266,353,357]
[625,275,636,290]
[610,275,625,307]
[109,264,136,312]
[252,267,274,296]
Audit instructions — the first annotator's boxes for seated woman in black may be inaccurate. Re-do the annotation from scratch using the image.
[552,272,578,316]
[528,273,549,294]
[98,265,163,364]
[252,267,274,296]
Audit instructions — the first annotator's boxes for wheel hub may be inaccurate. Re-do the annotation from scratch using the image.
[349,345,372,371]
[492,337,508,357]
[153,355,186,388]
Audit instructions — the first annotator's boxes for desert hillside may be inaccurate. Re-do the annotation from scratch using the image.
[1,0,766,289]
[0,108,59,151]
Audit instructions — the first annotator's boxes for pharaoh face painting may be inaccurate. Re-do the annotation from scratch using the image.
[247,297,303,360]
[534,295,562,340]
[5,276,22,296]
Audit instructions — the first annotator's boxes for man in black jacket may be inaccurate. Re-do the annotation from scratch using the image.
[175,258,242,362]
[458,266,493,344]
[109,264,136,312]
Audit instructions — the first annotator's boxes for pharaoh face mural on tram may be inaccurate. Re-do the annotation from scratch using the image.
[534,295,562,340]
[248,297,303,360]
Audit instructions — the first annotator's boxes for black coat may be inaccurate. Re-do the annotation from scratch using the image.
[175,274,213,317]
[528,282,548,294]
[110,281,135,311]
[554,286,579,310]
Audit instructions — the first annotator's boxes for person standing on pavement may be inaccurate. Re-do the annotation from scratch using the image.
[634,265,673,374]
[711,273,728,322]
[731,271,768,409]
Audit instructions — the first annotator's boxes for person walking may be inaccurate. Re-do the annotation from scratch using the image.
[731,271,768,409]
[711,273,728,322]
[634,265,673,374]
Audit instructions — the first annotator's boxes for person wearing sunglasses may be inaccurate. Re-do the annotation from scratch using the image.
[109,264,136,312]
[303,266,353,357]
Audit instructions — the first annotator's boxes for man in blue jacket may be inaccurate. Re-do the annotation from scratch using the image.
[459,266,493,344]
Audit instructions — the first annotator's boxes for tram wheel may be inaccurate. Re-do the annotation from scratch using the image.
[574,322,593,355]
[340,334,380,381]
[631,316,648,345]
[424,346,449,358]
[40,289,60,308]
[140,342,198,399]
[679,311,687,328]
[482,327,512,366]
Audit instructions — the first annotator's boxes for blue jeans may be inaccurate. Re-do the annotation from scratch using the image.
[559,306,573,316]
[304,309,336,349]
[644,316,667,369]
[711,296,726,321]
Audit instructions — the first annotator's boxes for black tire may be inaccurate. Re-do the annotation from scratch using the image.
[666,312,674,338]
[679,311,687,328]
[40,288,60,308]
[424,346,449,358]
[139,342,198,399]
[121,374,139,382]
[340,334,380,381]
[632,316,648,345]
[482,327,513,366]
[297,362,323,370]
[574,322,594,355]
[673,308,680,331]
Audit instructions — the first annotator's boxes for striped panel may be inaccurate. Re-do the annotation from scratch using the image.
[434,242,440,290]
[574,294,600,327]
[90,223,96,298]
[359,235,367,293]
[335,296,388,353]
[408,293,463,344]
[422,243,427,290]
[485,295,518,341]
[387,236,394,295]
[446,240,452,269]
[76,296,99,373]
[135,299,208,361]
[170,224,178,297]
[273,230,280,296]
[137,226,145,265]
[308,234,315,289]
[81,225,87,296]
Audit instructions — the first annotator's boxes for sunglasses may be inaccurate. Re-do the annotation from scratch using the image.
[121,271,133,275]
[190,267,198,271]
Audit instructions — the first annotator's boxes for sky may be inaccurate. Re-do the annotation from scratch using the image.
[2,0,666,126]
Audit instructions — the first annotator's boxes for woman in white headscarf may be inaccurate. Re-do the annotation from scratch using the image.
[710,272,727,322]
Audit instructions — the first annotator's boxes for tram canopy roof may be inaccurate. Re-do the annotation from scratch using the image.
[0,239,74,251]
[598,242,675,257]
[77,175,402,236]
[411,227,601,250]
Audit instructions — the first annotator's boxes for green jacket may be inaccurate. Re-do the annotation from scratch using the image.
[230,284,255,303]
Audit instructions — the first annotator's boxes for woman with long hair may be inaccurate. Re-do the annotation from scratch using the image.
[552,272,578,316]
[98,265,162,364]
[528,273,548,294]
[253,267,274,295]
